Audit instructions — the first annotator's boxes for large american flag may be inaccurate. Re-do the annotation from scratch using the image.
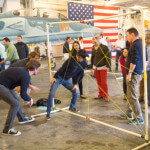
[68,2,119,56]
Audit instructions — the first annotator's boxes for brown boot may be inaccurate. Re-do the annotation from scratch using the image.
[94,96,103,99]
[104,97,109,102]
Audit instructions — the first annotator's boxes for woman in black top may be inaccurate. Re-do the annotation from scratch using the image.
[71,41,87,99]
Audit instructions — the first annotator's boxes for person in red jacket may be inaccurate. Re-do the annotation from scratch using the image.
[119,48,128,100]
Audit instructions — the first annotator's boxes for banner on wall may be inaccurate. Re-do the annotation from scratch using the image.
[68,2,119,57]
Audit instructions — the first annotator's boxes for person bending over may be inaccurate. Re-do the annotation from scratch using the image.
[10,51,40,94]
[0,60,40,136]
[46,49,89,120]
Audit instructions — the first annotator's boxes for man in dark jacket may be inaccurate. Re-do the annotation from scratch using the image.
[15,35,29,59]
[46,49,89,120]
[121,28,144,125]
[63,37,71,60]
[0,60,40,136]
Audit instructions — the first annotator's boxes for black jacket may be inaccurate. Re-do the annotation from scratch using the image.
[54,58,86,84]
[63,41,70,53]
[15,42,29,59]
[0,67,31,101]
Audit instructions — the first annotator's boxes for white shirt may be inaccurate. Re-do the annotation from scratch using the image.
[79,41,84,49]
[0,43,5,59]
[107,42,113,52]
[115,39,125,51]
[99,38,108,46]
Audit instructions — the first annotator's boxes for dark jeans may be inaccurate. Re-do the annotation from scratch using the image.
[122,72,127,94]
[78,75,84,95]
[139,71,150,105]
[147,70,150,105]
[115,50,122,71]
[0,58,5,71]
[47,77,79,114]
[109,52,111,71]
[0,84,26,132]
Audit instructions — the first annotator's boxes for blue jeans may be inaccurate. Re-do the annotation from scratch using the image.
[47,77,79,113]
[115,50,122,71]
[0,58,5,71]
[0,84,26,132]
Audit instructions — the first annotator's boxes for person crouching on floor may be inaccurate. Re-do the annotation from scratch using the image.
[0,60,40,136]
[46,49,89,120]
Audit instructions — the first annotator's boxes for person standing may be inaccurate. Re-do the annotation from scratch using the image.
[2,37,19,64]
[0,60,40,136]
[106,37,113,71]
[72,41,87,99]
[15,35,29,60]
[0,43,6,71]
[115,33,125,72]
[78,36,84,49]
[123,28,144,125]
[146,36,150,106]
[119,48,128,100]
[63,37,71,61]
[91,37,110,102]
[138,35,150,105]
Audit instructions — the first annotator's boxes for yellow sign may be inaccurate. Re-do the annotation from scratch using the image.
[59,23,69,31]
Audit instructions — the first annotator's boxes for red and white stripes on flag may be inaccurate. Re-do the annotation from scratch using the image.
[83,5,119,56]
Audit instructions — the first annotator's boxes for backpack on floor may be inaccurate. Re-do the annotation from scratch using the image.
[36,98,61,106]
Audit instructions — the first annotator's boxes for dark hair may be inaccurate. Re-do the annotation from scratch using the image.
[66,37,71,41]
[106,37,109,40]
[121,48,129,59]
[72,41,80,50]
[3,37,10,42]
[28,51,39,59]
[77,49,89,59]
[119,33,122,36]
[100,33,103,38]
[127,28,139,37]
[26,60,41,71]
[34,46,40,50]
[17,35,22,38]
[79,36,83,40]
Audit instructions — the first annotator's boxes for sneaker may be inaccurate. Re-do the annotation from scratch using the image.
[2,129,21,136]
[128,119,144,125]
[46,113,51,121]
[120,114,132,120]
[69,107,80,113]
[19,117,35,124]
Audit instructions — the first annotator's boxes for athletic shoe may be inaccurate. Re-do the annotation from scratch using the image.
[128,119,144,125]
[19,117,35,124]
[46,113,51,120]
[2,129,21,136]
[120,114,132,120]
[69,107,80,113]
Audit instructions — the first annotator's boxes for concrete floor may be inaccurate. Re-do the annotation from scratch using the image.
[0,58,150,150]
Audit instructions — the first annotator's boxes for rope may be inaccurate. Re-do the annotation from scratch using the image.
[47,24,145,135]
